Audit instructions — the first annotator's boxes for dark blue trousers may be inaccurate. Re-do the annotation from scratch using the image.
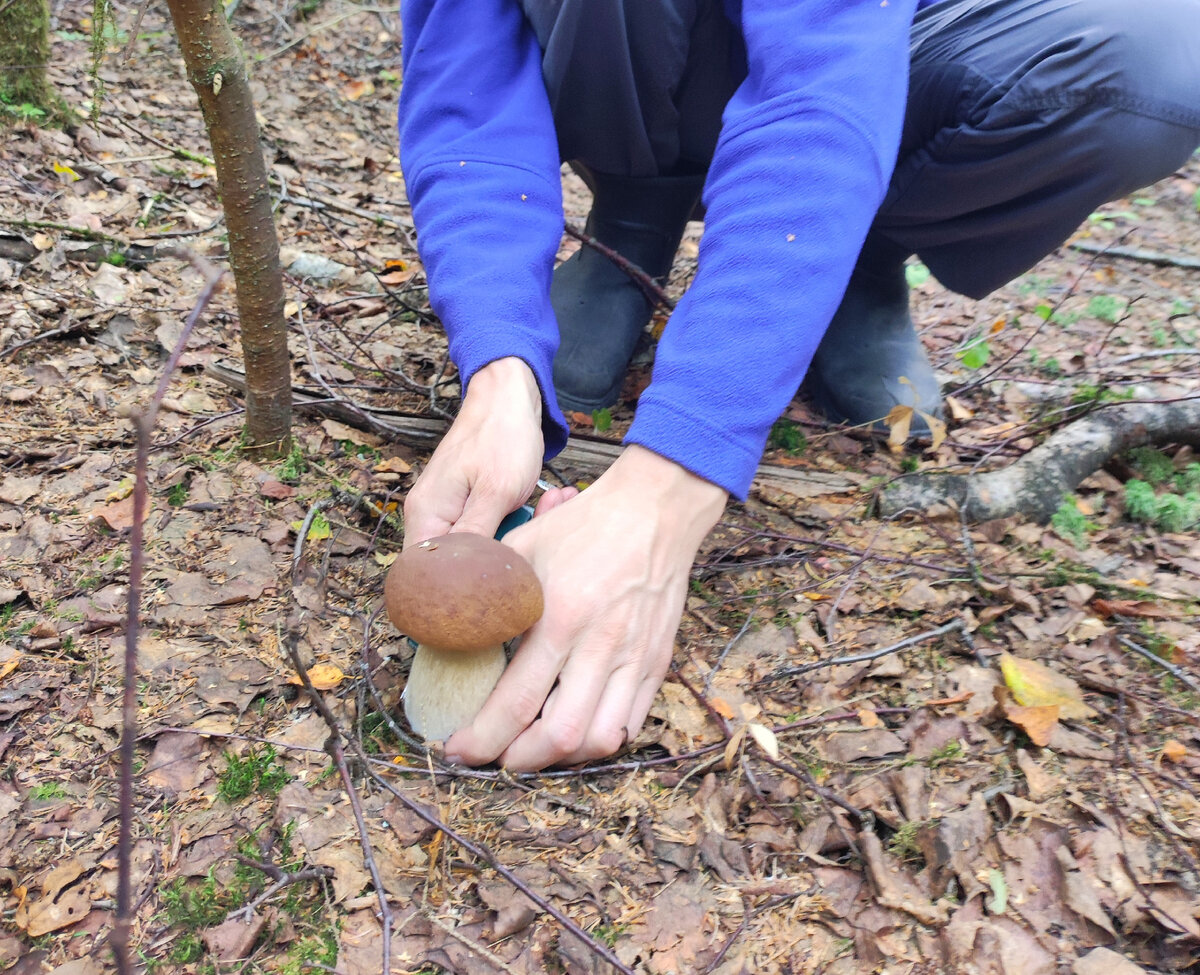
[519,0,1200,297]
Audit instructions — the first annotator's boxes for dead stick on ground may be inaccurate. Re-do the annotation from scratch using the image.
[283,629,394,975]
[282,608,632,973]
[761,618,969,685]
[112,249,223,975]
[1117,633,1200,695]
[228,860,334,922]
[1069,239,1200,270]
[879,398,1200,522]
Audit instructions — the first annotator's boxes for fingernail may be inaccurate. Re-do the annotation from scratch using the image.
[443,754,464,766]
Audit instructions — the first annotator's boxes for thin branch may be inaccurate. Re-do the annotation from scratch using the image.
[1069,239,1200,270]
[283,630,393,975]
[1118,634,1200,695]
[112,250,223,975]
[760,618,969,685]
[565,223,674,310]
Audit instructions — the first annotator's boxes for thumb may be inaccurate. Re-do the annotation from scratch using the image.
[447,490,513,539]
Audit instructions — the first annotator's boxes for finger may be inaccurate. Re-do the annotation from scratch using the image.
[530,661,647,770]
[532,485,579,517]
[401,496,461,549]
[442,624,568,765]
[499,641,632,772]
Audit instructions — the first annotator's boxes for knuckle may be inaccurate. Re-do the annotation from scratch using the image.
[545,718,587,757]
[507,684,548,725]
[588,723,628,757]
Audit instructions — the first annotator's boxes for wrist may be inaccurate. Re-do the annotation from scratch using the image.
[608,445,728,541]
[464,357,542,422]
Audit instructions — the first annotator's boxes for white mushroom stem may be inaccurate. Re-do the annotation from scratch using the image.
[402,643,507,742]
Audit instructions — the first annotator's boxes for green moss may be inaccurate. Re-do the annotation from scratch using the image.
[0,0,69,126]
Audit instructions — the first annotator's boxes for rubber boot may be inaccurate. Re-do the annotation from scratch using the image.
[552,169,705,413]
[804,258,943,436]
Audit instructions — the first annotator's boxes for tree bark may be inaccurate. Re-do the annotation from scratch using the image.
[163,0,292,455]
[878,399,1200,523]
[0,0,65,124]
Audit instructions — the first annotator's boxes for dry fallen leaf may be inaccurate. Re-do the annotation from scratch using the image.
[288,663,347,690]
[89,495,148,531]
[374,455,412,474]
[999,652,1098,720]
[1161,739,1188,763]
[1002,700,1061,747]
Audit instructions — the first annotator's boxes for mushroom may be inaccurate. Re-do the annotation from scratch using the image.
[384,532,543,741]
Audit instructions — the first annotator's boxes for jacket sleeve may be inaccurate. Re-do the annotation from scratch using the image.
[399,0,569,456]
[626,0,917,499]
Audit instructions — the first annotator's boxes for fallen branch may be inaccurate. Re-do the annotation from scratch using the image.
[760,618,971,685]
[1118,634,1200,695]
[285,647,637,974]
[205,359,865,495]
[878,398,1200,522]
[228,859,334,922]
[1069,240,1200,270]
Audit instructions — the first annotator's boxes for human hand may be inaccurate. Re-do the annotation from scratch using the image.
[443,445,728,771]
[402,357,544,547]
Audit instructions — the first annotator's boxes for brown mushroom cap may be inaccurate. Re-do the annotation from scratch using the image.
[385,532,543,652]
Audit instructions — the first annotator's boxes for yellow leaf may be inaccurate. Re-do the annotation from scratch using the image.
[857,708,883,729]
[374,456,412,474]
[884,403,913,453]
[998,652,1097,721]
[53,160,82,181]
[106,479,134,502]
[922,411,947,452]
[0,653,20,683]
[287,663,346,690]
[290,517,331,541]
[945,395,973,421]
[723,726,745,769]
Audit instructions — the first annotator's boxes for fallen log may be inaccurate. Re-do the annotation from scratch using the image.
[878,399,1200,522]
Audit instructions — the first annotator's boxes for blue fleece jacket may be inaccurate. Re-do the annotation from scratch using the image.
[398,0,919,500]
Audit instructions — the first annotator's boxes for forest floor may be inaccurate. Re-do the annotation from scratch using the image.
[1,2,1199,973]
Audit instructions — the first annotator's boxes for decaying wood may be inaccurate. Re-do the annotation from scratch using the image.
[879,398,1200,522]
[206,360,864,497]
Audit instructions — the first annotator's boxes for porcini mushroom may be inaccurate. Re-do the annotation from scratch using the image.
[385,532,543,741]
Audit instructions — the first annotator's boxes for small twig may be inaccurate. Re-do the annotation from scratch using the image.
[702,610,757,694]
[112,249,223,975]
[284,630,393,975]
[293,499,334,573]
[1068,239,1200,270]
[701,896,752,975]
[2,321,89,360]
[1107,347,1200,365]
[760,618,969,684]
[426,915,526,975]
[565,223,674,310]
[1117,634,1200,694]
[228,859,334,921]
